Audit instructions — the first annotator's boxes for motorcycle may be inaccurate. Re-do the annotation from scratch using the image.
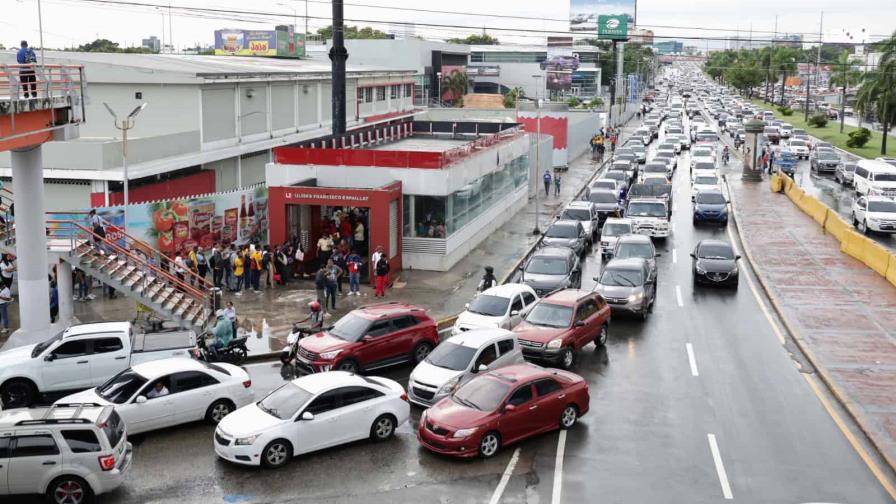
[195,333,249,365]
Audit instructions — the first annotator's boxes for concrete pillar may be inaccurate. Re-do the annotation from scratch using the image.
[10,146,51,339]
[56,260,73,326]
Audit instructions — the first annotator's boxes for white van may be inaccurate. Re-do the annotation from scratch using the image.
[853,159,896,198]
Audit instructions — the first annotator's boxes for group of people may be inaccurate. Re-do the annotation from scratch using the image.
[170,243,275,297]
[312,244,390,313]
[543,170,562,197]
[589,126,621,162]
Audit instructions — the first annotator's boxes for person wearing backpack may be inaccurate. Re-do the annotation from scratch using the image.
[478,266,497,293]
[16,41,38,99]
[374,255,390,297]
[324,259,342,310]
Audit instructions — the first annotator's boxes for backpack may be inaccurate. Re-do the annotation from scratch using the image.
[262,251,271,269]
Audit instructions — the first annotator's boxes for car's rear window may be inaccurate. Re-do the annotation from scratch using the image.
[101,409,125,449]
[62,429,102,453]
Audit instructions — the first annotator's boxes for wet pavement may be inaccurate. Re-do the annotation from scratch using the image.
[9,111,895,504]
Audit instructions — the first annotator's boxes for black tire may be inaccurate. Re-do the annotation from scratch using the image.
[1,379,37,409]
[46,475,93,504]
[205,399,235,424]
[861,220,870,235]
[412,342,434,364]
[559,405,579,430]
[231,346,248,365]
[370,414,397,441]
[335,358,360,373]
[594,324,608,347]
[640,301,649,320]
[261,439,293,469]
[478,431,502,459]
[559,347,576,370]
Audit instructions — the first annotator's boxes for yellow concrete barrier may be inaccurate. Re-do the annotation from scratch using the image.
[864,239,892,277]
[802,196,828,226]
[887,255,896,287]
[782,176,794,193]
[770,174,784,193]
[840,230,866,262]
[787,187,805,205]
[824,211,851,243]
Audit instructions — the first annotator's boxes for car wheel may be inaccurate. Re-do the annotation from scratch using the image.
[479,431,502,458]
[370,414,397,441]
[412,342,434,364]
[205,399,235,424]
[47,475,93,504]
[560,347,576,370]
[559,405,579,430]
[861,220,870,235]
[261,439,292,469]
[336,359,360,373]
[595,324,608,347]
[640,301,649,320]
[1,379,36,409]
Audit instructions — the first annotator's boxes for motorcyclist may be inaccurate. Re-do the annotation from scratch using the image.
[295,300,324,334]
[478,266,497,293]
[209,309,233,358]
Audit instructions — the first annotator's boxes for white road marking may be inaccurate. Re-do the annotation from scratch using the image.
[488,447,521,504]
[707,434,734,500]
[686,343,699,376]
[551,430,567,504]
[675,285,684,307]
[672,248,678,264]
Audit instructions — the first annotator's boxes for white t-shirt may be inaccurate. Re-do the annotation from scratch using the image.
[0,260,13,279]
[0,286,10,305]
[371,251,383,266]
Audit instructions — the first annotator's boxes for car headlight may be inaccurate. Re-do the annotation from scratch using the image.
[438,376,461,395]
[868,217,880,223]
[452,427,478,438]
[547,338,564,349]
[235,435,258,446]
[627,292,643,303]
[696,264,706,274]
[320,349,343,360]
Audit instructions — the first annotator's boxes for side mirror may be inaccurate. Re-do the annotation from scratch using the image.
[690,253,696,259]
[135,396,147,404]
[478,364,488,372]
[592,276,599,281]
[655,252,662,257]
[44,354,55,362]
[736,254,742,260]
[510,310,519,317]
[362,335,373,343]
[574,320,586,327]
[301,411,314,421]
[464,303,470,310]
[503,403,516,413]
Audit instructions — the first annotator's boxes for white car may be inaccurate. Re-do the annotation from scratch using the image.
[669,133,691,150]
[691,174,721,200]
[58,358,253,435]
[599,218,634,258]
[407,328,524,407]
[589,178,622,199]
[214,372,409,468]
[691,150,716,169]
[452,284,538,335]
[786,139,810,159]
[852,196,896,234]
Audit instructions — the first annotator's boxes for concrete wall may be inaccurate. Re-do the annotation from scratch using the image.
[474,62,543,98]
[567,110,602,161]
[79,83,200,138]
[44,182,93,212]
[530,134,553,197]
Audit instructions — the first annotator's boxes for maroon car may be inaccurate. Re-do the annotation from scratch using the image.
[512,289,610,370]
[418,363,589,458]
[296,302,439,374]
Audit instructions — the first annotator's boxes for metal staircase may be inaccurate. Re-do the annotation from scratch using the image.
[0,189,214,333]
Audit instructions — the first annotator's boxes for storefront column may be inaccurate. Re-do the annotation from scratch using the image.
[56,260,74,326]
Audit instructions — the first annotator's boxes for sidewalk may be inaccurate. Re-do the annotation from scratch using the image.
[727,173,896,470]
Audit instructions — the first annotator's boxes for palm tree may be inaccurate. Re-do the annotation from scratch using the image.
[828,50,861,133]
[771,47,798,108]
[855,32,896,154]
[441,70,470,107]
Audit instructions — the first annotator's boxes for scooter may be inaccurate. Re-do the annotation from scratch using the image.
[196,334,249,365]
[279,323,327,379]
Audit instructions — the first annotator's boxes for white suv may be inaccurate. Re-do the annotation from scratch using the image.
[0,403,132,504]
[852,196,896,234]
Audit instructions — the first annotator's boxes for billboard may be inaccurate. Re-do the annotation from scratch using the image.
[215,26,305,58]
[571,0,636,38]
[545,36,577,91]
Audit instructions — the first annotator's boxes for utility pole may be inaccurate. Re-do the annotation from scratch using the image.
[804,62,812,122]
[37,0,45,63]
[816,12,824,87]
[616,41,625,122]
[168,1,173,52]
[329,0,348,136]
[608,41,617,128]
[532,74,543,235]
[104,103,147,234]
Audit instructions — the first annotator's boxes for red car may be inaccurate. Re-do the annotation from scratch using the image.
[512,289,610,369]
[296,302,439,374]
[418,363,589,458]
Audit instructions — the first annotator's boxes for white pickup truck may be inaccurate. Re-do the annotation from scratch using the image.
[625,198,671,238]
[0,321,195,408]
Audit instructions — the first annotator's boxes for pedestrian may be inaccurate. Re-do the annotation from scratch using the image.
[314,266,327,310]
[0,254,15,289]
[275,245,288,285]
[0,281,10,334]
[374,254,390,297]
[262,245,273,288]
[211,243,224,288]
[250,246,262,292]
[49,281,58,323]
[173,252,188,287]
[478,266,497,293]
[223,245,234,290]
[346,249,362,296]
[294,243,305,278]
[610,134,617,152]
[16,41,37,99]
[543,170,552,196]
[324,259,342,310]
[196,246,208,281]
[353,220,366,252]
[332,249,347,295]
[554,173,561,196]
[223,300,237,336]
[316,234,334,269]
[232,251,244,296]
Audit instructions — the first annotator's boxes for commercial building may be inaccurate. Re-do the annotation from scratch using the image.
[469,44,603,99]
[653,41,684,55]
[630,29,655,45]
[141,36,160,53]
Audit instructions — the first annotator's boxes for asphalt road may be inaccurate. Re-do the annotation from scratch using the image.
[11,110,896,504]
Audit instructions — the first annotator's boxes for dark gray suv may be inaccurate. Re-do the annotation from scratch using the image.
[542,220,588,256]
[520,247,582,297]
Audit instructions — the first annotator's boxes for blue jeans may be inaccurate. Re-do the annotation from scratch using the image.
[349,272,360,293]
[0,303,7,329]
[78,279,89,298]
[325,283,337,309]
[208,340,224,358]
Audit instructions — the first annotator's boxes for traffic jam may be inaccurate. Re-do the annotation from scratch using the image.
[1,64,751,503]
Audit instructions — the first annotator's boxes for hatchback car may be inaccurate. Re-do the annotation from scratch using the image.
[599,218,633,259]
[594,258,656,319]
[520,247,582,297]
[417,363,589,458]
[215,372,409,468]
[560,201,599,241]
[691,239,740,288]
[654,150,677,171]
[691,174,721,200]
[58,358,253,435]
[408,328,523,407]
[693,190,728,226]
[589,178,622,199]
[296,303,439,374]
[834,161,857,185]
[512,289,610,369]
[542,220,588,255]
[452,284,538,335]
[601,171,630,191]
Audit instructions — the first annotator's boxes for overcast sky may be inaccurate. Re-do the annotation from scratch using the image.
[4,0,894,50]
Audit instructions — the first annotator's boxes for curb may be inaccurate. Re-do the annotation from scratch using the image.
[725,176,896,477]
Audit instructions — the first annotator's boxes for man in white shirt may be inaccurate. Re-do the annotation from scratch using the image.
[371,245,383,270]
[146,381,169,399]
[0,283,11,333]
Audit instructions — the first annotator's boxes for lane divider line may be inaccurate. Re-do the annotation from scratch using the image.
[551,430,567,504]
[707,433,734,500]
[675,285,684,307]
[672,248,678,264]
[686,342,700,377]
[488,447,521,504]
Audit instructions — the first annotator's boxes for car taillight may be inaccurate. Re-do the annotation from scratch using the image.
[242,380,252,388]
[98,455,116,471]
[400,393,408,402]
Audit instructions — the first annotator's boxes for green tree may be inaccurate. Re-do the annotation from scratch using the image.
[829,50,862,133]
[447,34,499,45]
[503,86,524,108]
[315,25,390,40]
[771,47,799,106]
[441,70,471,107]
[724,50,764,97]
[855,46,896,154]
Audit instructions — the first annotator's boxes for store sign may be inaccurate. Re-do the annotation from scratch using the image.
[468,65,501,77]
[284,192,371,203]
[598,15,629,40]
[214,27,305,58]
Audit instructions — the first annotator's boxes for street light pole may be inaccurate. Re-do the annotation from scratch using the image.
[532,74,543,235]
[104,103,147,234]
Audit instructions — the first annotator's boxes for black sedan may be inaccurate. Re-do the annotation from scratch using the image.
[691,239,740,288]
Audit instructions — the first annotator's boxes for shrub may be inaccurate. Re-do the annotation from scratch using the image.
[807,113,828,128]
[588,97,604,109]
[846,128,872,148]
[567,96,580,108]
[777,106,794,116]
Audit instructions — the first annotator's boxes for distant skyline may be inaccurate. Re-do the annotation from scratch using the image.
[4,0,894,51]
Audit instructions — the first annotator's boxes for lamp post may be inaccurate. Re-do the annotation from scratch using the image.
[532,73,544,235]
[436,71,442,105]
[104,103,147,233]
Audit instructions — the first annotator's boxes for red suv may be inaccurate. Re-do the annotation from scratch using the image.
[418,363,589,458]
[512,289,610,369]
[296,302,439,374]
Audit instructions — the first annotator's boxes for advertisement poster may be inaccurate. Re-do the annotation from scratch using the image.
[215,27,305,58]
[572,0,636,38]
[93,187,268,257]
[547,71,573,91]
[569,0,598,32]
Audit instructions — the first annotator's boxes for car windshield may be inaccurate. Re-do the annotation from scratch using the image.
[467,294,510,317]
[644,178,667,185]
[696,192,726,205]
[562,209,591,221]
[874,174,896,182]
[600,267,644,287]
[526,256,568,275]
[604,172,625,181]
[31,331,64,358]
[694,149,713,157]
[698,243,735,260]
[589,191,618,203]
[328,313,371,342]
[790,140,807,147]
[869,201,896,213]
[257,382,313,420]
[426,341,478,371]
[97,370,148,404]
[697,132,719,141]
[818,151,839,160]
[452,377,510,412]
[603,223,631,237]
[764,127,779,134]
[616,242,654,260]
[627,202,666,217]
[694,162,716,171]
[546,224,578,238]
[645,164,666,173]
[694,176,719,185]
[612,163,630,171]
[593,180,615,189]
[524,302,573,328]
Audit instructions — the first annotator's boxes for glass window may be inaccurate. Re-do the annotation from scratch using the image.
[467,295,510,317]
[410,196,447,238]
[376,87,386,101]
[697,243,735,260]
[258,383,313,420]
[404,83,413,97]
[474,344,498,369]
[390,85,399,99]
[497,339,515,355]
[103,410,125,448]
[0,437,9,457]
[521,292,536,306]
[575,299,599,321]
[363,88,373,103]
[341,386,383,406]
[526,256,569,275]
[392,316,419,330]
[534,379,562,396]
[524,303,573,328]
[510,296,524,313]
[453,377,509,411]
[92,337,123,354]
[329,313,372,342]
[53,340,88,359]
[171,371,218,393]
[97,369,148,404]
[305,389,343,415]
[427,342,477,371]
[61,430,102,453]
[366,320,392,338]
[12,435,59,457]
[507,384,533,406]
